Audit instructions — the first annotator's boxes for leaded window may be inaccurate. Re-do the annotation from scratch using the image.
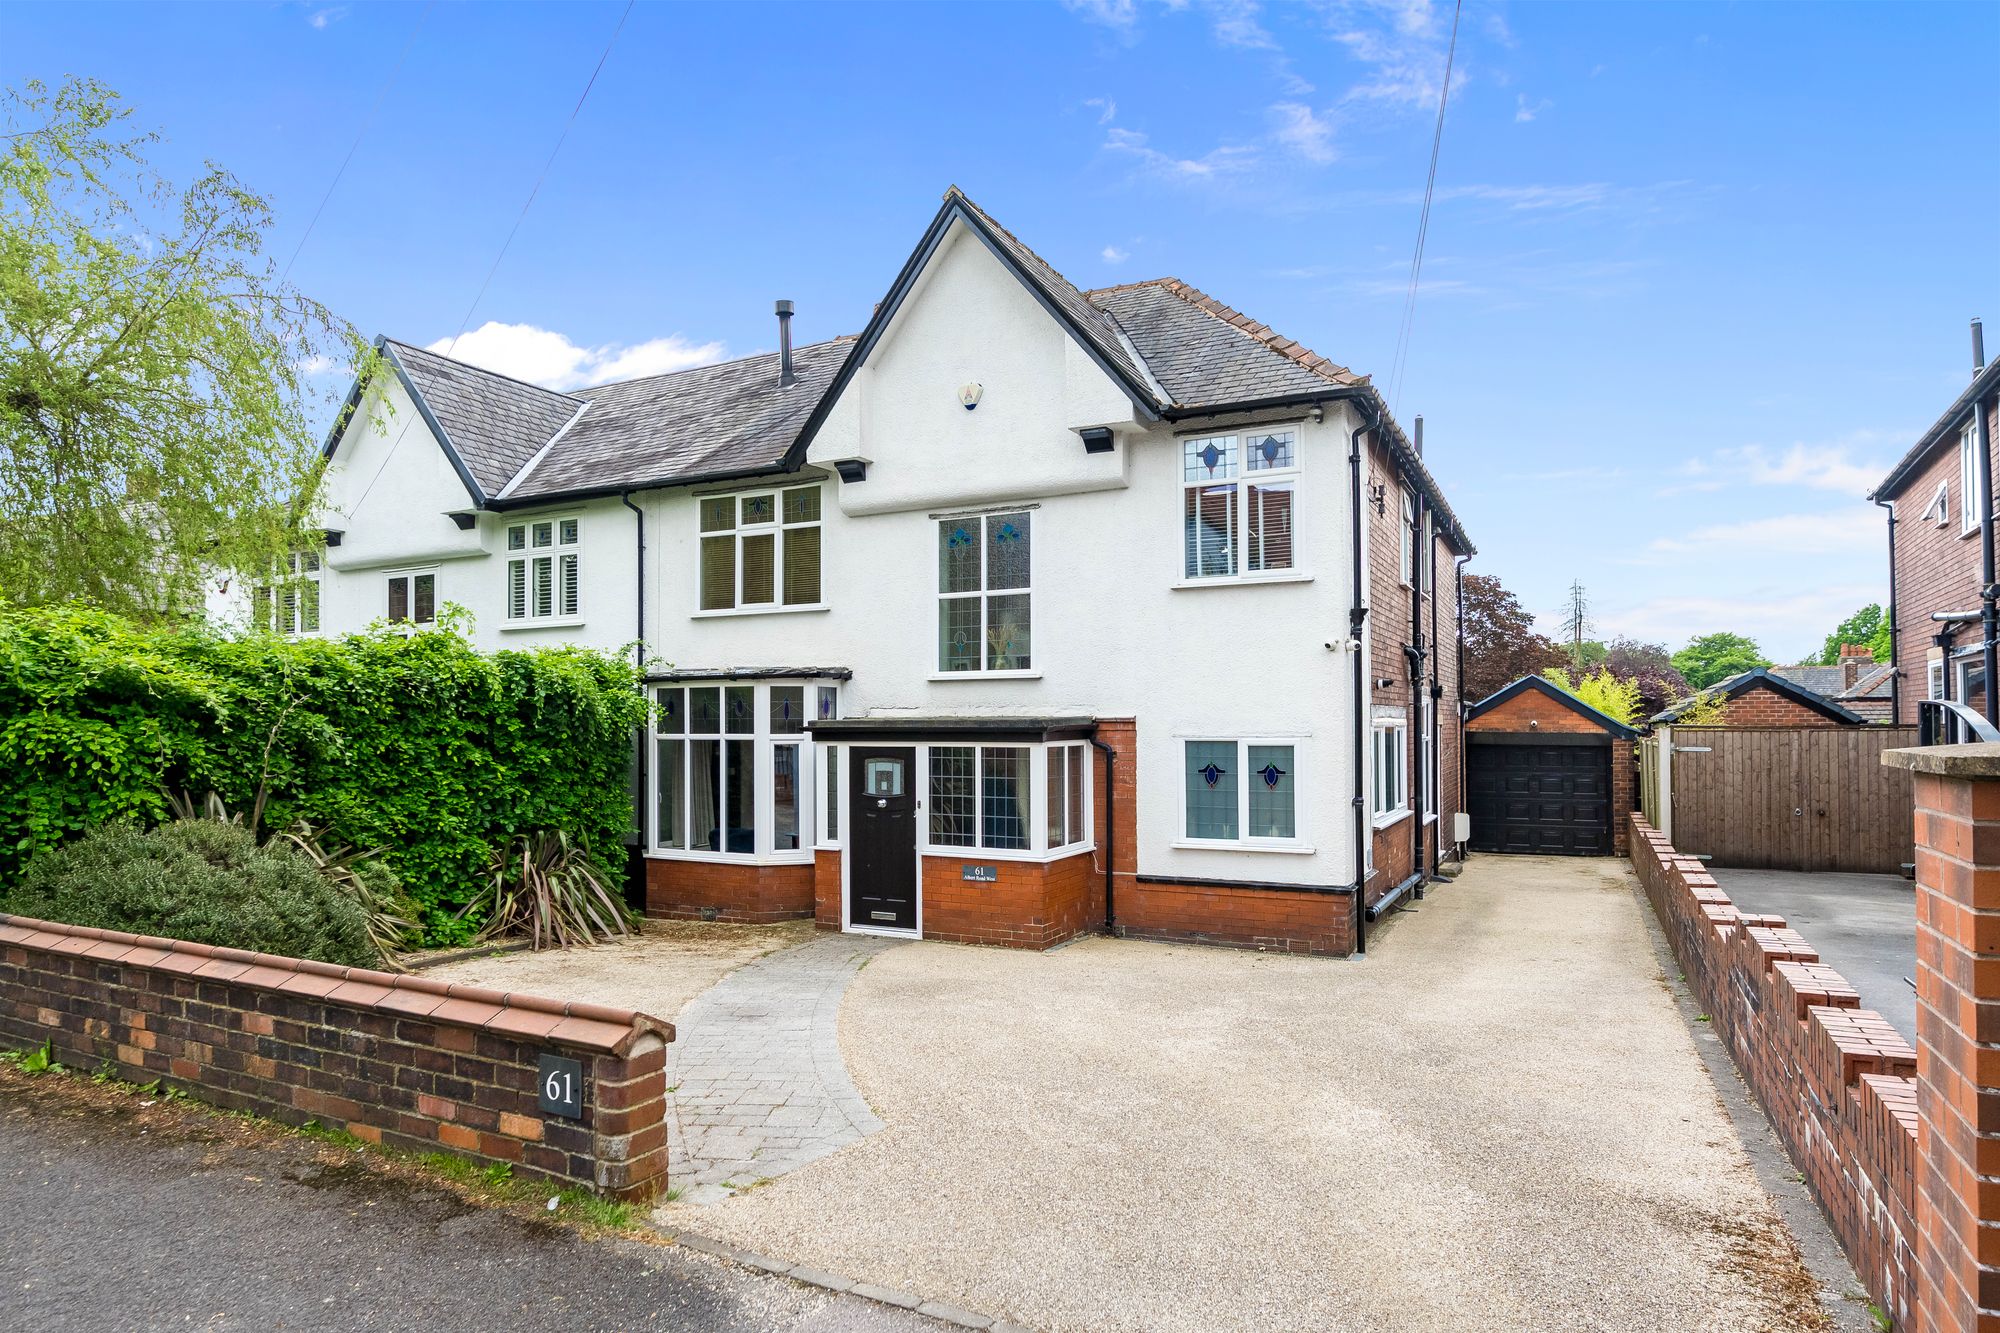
[1046,743,1090,849]
[938,512,1032,673]
[928,745,1029,850]
[387,571,436,626]
[700,486,823,612]
[506,517,579,622]
[1185,739,1299,844]
[1182,430,1298,581]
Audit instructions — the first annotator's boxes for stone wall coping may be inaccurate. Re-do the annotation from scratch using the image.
[1881,743,2000,777]
[0,913,673,1056]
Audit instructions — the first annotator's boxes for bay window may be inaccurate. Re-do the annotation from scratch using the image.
[916,742,1091,856]
[505,517,579,622]
[653,678,835,860]
[700,485,823,612]
[1182,739,1299,846]
[1182,429,1299,581]
[938,511,1032,673]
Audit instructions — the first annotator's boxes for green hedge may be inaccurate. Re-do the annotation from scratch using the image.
[0,604,646,944]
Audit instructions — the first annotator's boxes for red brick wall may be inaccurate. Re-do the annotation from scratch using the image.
[644,858,815,923]
[1466,689,1608,735]
[0,914,671,1200]
[1115,880,1354,955]
[1885,390,1998,726]
[918,850,1097,949]
[1629,816,1916,1323]
[1719,680,1856,727]
[813,849,841,930]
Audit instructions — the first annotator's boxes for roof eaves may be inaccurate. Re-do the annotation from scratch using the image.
[1871,358,2000,500]
[378,341,488,508]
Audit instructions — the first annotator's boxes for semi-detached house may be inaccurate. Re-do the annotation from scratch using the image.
[253,188,1475,957]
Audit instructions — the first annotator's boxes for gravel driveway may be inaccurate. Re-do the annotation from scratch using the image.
[670,856,1820,1333]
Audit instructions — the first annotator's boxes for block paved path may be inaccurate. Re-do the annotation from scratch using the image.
[668,932,902,1202]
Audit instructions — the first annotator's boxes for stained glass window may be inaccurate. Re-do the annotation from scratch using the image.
[1248,745,1295,839]
[769,686,804,734]
[700,487,822,611]
[937,511,1032,673]
[1182,431,1298,580]
[1185,742,1238,840]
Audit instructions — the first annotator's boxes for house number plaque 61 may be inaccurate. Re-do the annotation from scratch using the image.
[538,1053,584,1118]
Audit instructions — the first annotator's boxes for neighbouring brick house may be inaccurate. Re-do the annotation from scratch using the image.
[1868,324,2000,724]
[255,188,1475,958]
[1652,667,1868,728]
[1761,648,1896,723]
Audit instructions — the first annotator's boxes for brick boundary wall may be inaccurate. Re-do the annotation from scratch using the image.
[0,914,673,1201]
[1628,814,1919,1324]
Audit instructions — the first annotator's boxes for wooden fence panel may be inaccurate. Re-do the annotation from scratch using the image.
[1668,726,1917,874]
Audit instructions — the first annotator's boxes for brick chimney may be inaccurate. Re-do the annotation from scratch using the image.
[1840,642,1874,690]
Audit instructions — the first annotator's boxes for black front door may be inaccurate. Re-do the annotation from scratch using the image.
[849,746,918,931]
[1467,739,1613,856]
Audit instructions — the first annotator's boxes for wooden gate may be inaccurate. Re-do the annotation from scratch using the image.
[1667,726,1917,873]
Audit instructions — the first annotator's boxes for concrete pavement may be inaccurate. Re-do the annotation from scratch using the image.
[1713,867,1917,1043]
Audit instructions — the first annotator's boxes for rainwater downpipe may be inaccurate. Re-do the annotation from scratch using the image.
[621,490,648,899]
[1408,482,1426,889]
[1348,403,1376,955]
[1978,394,1997,728]
[1875,497,1899,722]
[1091,738,1118,934]
[1454,553,1473,851]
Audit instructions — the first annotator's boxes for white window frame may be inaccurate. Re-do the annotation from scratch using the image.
[1179,427,1305,587]
[504,515,581,625]
[650,679,828,865]
[253,551,321,637]
[1372,719,1410,829]
[1420,695,1437,821]
[1044,741,1094,853]
[915,741,1092,861]
[1958,657,1986,709]
[1398,487,1416,587]
[1924,480,1951,529]
[384,568,439,629]
[934,510,1035,678]
[695,485,826,616]
[1175,737,1307,852]
[1962,423,1984,538]
[814,686,842,849]
[1929,659,1946,701]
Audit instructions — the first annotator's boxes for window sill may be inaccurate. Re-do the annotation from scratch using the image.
[928,670,1042,681]
[1170,839,1316,855]
[1423,813,1438,825]
[920,842,1095,864]
[501,617,584,632]
[1372,809,1412,831]
[1172,572,1314,591]
[690,603,830,619]
[646,848,815,866]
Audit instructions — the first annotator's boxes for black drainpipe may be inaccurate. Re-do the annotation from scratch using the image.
[1348,402,1377,956]
[1454,553,1473,850]
[1091,738,1117,933]
[1875,497,1900,723]
[621,491,648,907]
[1977,324,1997,726]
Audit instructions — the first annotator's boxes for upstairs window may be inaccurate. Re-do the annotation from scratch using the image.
[699,486,823,612]
[387,571,436,627]
[1962,423,1984,537]
[1183,430,1298,581]
[1923,480,1950,529]
[506,517,579,622]
[938,511,1032,673]
[252,551,321,637]
[1398,487,1416,586]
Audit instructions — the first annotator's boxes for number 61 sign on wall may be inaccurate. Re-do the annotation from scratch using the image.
[538,1052,584,1118]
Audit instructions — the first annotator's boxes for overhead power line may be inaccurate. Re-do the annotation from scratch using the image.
[1386,0,1463,416]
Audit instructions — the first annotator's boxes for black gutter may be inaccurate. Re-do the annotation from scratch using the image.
[1349,400,1377,956]
[486,462,796,513]
[1876,497,1900,723]
[620,490,648,894]
[1091,738,1118,934]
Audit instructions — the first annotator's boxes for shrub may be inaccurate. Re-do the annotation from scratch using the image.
[0,603,646,944]
[1,819,380,967]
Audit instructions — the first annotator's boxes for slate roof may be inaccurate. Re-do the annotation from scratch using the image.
[335,188,1472,548]
[382,340,585,498]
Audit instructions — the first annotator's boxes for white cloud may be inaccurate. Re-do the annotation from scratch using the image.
[1084,96,1118,125]
[428,322,726,391]
[1321,0,1464,109]
[1206,0,1278,50]
[305,5,347,29]
[1101,245,1131,264]
[1270,102,1337,163]
[1104,126,1257,180]
[1662,434,1893,499]
[1648,508,1883,558]
[1514,94,1550,123]
[1063,0,1139,31]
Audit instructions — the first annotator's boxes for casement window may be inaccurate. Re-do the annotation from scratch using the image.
[386,571,436,627]
[699,486,823,612]
[505,517,580,622]
[1182,429,1299,581]
[1371,720,1409,826]
[929,746,1030,849]
[1929,660,1946,700]
[653,680,832,860]
[1924,481,1951,528]
[1420,511,1434,593]
[1182,739,1299,845]
[1420,696,1437,819]
[937,511,1032,673]
[1962,424,1985,537]
[1398,488,1416,587]
[1045,742,1091,850]
[252,551,321,637]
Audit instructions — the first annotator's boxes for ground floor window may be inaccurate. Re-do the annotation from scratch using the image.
[1420,696,1437,819]
[1183,739,1299,846]
[1045,742,1089,849]
[915,741,1090,856]
[1929,660,1946,700]
[1372,720,1408,826]
[653,679,833,860]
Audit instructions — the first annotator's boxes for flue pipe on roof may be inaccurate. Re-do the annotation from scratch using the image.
[776,300,797,387]
[1975,317,1986,376]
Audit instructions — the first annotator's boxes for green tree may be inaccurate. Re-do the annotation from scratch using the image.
[1671,632,1771,691]
[0,77,371,621]
[1461,573,1564,700]
[1543,666,1642,728]
[1814,604,1891,666]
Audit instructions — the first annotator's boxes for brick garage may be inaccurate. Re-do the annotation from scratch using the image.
[0,914,673,1200]
[1464,676,1637,857]
[1658,666,1868,729]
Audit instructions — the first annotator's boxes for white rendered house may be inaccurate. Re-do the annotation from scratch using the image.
[262,188,1474,956]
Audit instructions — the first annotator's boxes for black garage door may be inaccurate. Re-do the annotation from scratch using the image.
[1468,739,1612,856]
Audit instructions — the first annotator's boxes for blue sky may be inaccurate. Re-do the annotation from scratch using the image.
[8,0,1997,660]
